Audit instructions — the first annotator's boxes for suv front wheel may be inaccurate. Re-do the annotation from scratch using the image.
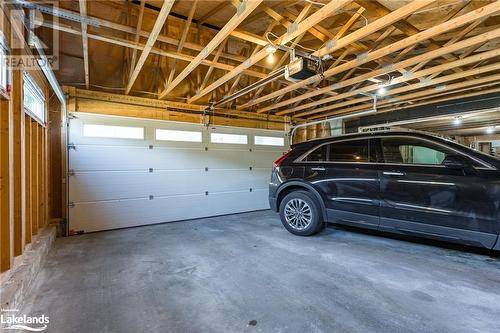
[279,190,324,236]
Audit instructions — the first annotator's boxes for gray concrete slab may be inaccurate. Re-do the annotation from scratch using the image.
[19,210,500,333]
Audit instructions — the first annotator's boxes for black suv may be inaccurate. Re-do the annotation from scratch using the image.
[269,130,500,250]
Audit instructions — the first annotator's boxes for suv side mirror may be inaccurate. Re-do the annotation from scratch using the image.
[442,154,473,170]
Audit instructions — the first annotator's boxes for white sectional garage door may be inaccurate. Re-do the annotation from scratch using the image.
[68,113,288,233]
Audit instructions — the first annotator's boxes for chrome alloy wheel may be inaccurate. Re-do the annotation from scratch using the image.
[284,198,312,230]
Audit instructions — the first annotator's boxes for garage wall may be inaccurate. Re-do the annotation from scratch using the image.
[68,113,288,233]
[0,13,53,272]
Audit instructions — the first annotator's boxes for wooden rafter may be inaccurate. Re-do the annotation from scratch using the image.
[252,3,314,99]
[297,61,500,118]
[129,0,146,80]
[314,0,435,58]
[309,72,500,120]
[159,0,264,99]
[39,5,271,70]
[125,0,175,94]
[240,1,500,111]
[167,0,198,85]
[37,18,271,81]
[271,27,500,116]
[186,0,353,104]
[199,39,229,91]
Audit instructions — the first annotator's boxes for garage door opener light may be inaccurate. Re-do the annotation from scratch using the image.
[453,116,462,126]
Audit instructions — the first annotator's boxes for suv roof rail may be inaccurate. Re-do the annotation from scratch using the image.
[359,126,450,139]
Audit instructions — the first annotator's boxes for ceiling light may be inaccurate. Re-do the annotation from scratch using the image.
[377,86,387,95]
[266,44,277,54]
[267,53,275,64]
[486,126,495,134]
[453,116,462,126]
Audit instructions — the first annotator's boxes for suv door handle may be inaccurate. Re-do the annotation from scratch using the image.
[383,171,405,176]
[311,167,325,171]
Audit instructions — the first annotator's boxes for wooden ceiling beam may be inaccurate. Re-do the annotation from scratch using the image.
[252,3,314,99]
[278,47,500,116]
[313,0,435,58]
[41,5,270,69]
[309,73,500,120]
[411,18,484,74]
[159,0,263,99]
[78,0,89,89]
[39,19,269,81]
[226,20,280,107]
[167,0,198,85]
[240,1,500,111]
[199,39,228,91]
[304,84,500,122]
[354,0,463,67]
[125,0,175,94]
[259,4,328,43]
[186,0,353,104]
[129,0,146,81]
[295,61,500,118]
[270,28,500,116]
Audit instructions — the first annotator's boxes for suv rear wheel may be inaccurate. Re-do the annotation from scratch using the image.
[279,190,323,236]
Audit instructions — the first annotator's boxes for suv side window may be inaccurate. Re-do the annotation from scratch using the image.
[304,144,328,162]
[381,137,473,166]
[328,139,369,162]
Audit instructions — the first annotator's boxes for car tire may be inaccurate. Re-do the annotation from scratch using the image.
[279,190,324,236]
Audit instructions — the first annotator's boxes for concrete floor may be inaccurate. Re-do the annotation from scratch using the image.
[20,210,500,333]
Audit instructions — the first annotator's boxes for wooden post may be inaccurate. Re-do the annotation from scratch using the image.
[24,116,32,244]
[39,127,45,227]
[0,98,14,272]
[12,69,25,255]
[31,121,38,235]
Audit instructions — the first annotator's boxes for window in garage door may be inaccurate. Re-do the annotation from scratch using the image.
[156,129,202,142]
[211,133,248,144]
[254,135,285,146]
[83,124,144,139]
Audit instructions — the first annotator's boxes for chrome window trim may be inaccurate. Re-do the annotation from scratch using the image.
[295,135,496,170]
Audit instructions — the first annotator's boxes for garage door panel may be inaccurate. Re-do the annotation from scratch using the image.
[70,145,151,170]
[69,190,268,233]
[202,149,253,168]
[70,171,151,202]
[69,113,288,232]
[71,169,271,202]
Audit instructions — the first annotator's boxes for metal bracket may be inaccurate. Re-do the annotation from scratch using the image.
[68,202,75,208]
[13,0,101,27]
[236,0,246,16]
[68,169,75,176]
[359,92,378,112]
[67,113,77,119]
[68,143,76,150]
[203,104,214,128]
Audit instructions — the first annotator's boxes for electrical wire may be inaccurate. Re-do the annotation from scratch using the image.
[265,31,318,54]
